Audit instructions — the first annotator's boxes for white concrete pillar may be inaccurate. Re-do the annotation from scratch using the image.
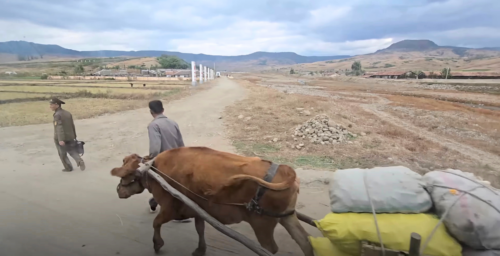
[191,61,196,86]
[204,66,207,82]
[199,64,203,84]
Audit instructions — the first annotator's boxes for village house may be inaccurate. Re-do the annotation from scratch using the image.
[92,69,128,76]
[369,71,408,79]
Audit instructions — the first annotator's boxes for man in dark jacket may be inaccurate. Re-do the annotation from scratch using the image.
[146,100,190,222]
[50,97,85,172]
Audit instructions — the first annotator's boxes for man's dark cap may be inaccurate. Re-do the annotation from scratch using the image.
[49,97,65,105]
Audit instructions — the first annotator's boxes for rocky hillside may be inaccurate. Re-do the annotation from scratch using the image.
[283,40,500,73]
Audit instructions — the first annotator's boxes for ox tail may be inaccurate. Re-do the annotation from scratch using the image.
[226,171,296,191]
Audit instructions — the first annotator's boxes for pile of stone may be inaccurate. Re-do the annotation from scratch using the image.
[292,114,355,149]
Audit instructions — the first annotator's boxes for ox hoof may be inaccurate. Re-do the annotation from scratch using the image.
[153,239,164,254]
[192,248,206,256]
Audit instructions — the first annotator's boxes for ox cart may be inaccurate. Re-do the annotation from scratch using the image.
[116,152,497,256]
[134,158,424,256]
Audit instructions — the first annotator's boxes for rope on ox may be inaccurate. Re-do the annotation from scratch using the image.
[137,160,274,256]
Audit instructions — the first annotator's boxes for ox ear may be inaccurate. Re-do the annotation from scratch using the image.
[110,154,141,178]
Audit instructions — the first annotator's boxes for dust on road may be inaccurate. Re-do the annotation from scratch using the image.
[0,78,329,256]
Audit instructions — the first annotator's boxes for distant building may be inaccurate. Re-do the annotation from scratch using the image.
[369,71,408,79]
[449,72,500,79]
[92,69,128,76]
[174,70,191,78]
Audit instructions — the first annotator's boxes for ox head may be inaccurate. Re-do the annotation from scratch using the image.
[110,154,146,198]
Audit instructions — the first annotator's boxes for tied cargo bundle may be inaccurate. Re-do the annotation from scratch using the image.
[314,213,462,256]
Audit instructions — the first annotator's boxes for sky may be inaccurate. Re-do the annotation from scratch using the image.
[0,0,498,56]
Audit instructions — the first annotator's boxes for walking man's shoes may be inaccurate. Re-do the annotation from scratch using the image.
[78,160,86,171]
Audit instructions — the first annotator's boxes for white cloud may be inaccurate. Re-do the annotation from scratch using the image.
[171,20,394,55]
[0,0,498,56]
[308,6,351,28]
[0,20,155,51]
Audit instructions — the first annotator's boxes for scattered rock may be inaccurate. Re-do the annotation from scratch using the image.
[238,115,244,119]
[244,117,252,121]
[292,114,351,149]
[361,132,367,136]
[296,108,305,111]
[273,138,279,142]
[218,116,223,119]
[303,110,311,116]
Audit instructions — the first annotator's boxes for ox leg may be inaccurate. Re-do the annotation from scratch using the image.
[279,213,314,256]
[192,217,207,256]
[153,209,173,253]
[249,217,279,254]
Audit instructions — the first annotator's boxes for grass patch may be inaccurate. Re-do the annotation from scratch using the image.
[252,143,281,154]
[0,86,190,127]
[0,92,49,100]
[0,98,146,127]
[0,85,169,94]
[294,156,335,169]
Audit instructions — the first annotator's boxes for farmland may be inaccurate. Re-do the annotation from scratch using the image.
[224,73,500,187]
[0,79,199,127]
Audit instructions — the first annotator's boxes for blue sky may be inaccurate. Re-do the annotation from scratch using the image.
[0,0,498,56]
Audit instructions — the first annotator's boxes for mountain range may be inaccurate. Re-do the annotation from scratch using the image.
[289,40,500,73]
[375,39,500,57]
[0,41,349,67]
[1,40,499,71]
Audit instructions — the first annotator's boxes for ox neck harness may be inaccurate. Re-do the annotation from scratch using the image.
[245,163,295,218]
[143,159,295,219]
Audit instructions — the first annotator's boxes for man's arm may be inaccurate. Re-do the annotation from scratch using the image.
[54,114,66,142]
[148,123,162,158]
[175,124,185,147]
[70,114,77,139]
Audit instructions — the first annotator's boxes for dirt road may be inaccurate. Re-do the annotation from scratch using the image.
[0,78,329,256]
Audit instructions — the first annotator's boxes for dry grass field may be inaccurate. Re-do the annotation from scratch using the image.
[106,57,159,68]
[224,73,500,186]
[0,92,49,100]
[0,79,204,127]
[0,56,135,76]
[278,51,500,73]
[0,85,169,94]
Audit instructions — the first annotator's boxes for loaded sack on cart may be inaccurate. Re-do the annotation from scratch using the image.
[309,166,500,256]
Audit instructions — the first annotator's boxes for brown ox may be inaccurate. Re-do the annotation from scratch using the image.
[110,147,313,256]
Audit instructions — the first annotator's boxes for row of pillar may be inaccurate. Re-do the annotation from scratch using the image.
[191,61,215,86]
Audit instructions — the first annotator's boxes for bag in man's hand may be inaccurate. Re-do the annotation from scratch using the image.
[75,140,85,156]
